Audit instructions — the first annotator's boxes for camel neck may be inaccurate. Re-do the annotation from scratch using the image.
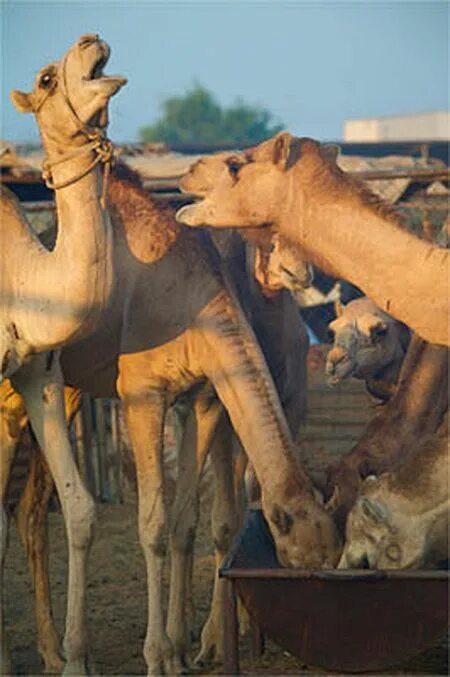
[281,173,449,346]
[16,146,113,352]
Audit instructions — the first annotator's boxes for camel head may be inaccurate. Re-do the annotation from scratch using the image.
[253,234,313,295]
[176,131,340,232]
[325,297,409,386]
[10,34,127,148]
[337,479,428,569]
[263,483,342,569]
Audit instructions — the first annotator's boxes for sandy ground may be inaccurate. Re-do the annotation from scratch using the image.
[4,491,448,676]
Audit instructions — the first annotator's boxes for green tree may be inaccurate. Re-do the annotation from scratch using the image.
[139,84,283,146]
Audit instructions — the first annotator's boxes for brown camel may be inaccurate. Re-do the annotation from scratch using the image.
[1,34,126,674]
[326,297,411,401]
[325,335,448,531]
[176,132,449,347]
[2,165,335,674]
[338,415,449,569]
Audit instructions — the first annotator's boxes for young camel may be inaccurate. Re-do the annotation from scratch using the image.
[1,35,126,674]
[176,132,449,347]
[326,297,411,401]
[3,166,337,674]
[338,415,449,569]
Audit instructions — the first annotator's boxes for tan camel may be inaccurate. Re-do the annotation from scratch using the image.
[2,165,337,674]
[338,416,449,569]
[326,297,411,400]
[0,34,126,675]
[176,132,449,347]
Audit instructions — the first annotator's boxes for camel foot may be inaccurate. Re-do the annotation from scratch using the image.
[40,638,65,674]
[145,640,186,676]
[62,656,89,675]
[194,620,223,667]
[43,653,65,674]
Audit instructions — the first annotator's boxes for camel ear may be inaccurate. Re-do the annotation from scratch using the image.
[334,298,345,318]
[272,132,303,170]
[360,497,390,523]
[322,143,340,163]
[11,90,34,113]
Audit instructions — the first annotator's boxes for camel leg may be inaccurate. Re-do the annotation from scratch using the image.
[12,353,94,676]
[196,415,242,666]
[0,378,30,674]
[15,449,64,673]
[0,505,11,676]
[166,388,223,667]
[120,384,179,676]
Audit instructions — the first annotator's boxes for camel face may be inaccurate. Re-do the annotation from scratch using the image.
[265,494,342,568]
[326,299,406,386]
[11,34,127,142]
[339,428,450,570]
[339,488,430,570]
[254,235,313,294]
[177,141,289,228]
[176,132,337,232]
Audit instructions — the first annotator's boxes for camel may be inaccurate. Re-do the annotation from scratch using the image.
[338,416,449,569]
[325,336,448,531]
[176,132,449,347]
[326,297,411,401]
[0,34,126,674]
[2,164,338,674]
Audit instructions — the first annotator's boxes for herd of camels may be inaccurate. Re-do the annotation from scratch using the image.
[1,34,448,676]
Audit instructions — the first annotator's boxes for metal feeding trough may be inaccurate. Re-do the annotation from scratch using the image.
[220,510,449,674]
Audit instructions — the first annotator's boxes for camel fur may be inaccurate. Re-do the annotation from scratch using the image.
[176,132,449,347]
[2,166,336,675]
[0,35,126,675]
[326,297,411,401]
[338,416,449,569]
[325,336,448,531]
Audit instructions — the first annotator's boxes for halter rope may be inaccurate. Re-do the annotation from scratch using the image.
[36,49,114,209]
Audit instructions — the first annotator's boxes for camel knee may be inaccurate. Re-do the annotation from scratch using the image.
[211,517,235,555]
[171,496,199,555]
[171,518,197,556]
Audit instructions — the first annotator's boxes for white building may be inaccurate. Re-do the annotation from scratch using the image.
[344,111,450,142]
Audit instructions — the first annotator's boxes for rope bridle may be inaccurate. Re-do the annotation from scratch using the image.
[35,50,114,209]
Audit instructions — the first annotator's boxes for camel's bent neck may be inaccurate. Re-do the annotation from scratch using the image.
[282,169,449,346]
[15,143,113,351]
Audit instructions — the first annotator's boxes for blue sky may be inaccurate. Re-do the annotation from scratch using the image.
[1,0,448,143]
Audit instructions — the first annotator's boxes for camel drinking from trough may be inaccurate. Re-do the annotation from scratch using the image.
[2,164,337,674]
[0,34,126,674]
[338,415,449,570]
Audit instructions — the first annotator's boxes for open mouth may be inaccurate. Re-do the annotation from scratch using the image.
[88,53,108,80]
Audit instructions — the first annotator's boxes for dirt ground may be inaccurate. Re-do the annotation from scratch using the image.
[4,488,448,677]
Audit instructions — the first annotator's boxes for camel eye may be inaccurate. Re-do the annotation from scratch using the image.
[227,158,243,179]
[371,325,388,341]
[385,544,401,562]
[40,73,54,89]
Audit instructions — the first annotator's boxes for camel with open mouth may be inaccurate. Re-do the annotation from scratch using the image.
[1,34,126,674]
